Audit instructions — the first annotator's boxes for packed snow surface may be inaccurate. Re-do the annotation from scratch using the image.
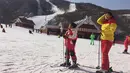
[0,24,130,73]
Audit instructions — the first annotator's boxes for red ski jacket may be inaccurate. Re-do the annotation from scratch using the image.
[64,28,77,50]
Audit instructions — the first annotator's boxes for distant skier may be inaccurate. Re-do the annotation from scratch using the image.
[29,30,33,34]
[32,28,34,32]
[123,36,130,54]
[47,28,50,35]
[90,33,95,45]
[60,22,82,68]
[2,28,6,33]
[5,24,7,28]
[9,24,12,28]
[96,12,117,73]
[58,22,63,38]
[0,25,3,28]
[36,29,39,33]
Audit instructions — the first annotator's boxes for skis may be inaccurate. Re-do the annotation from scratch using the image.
[96,71,123,73]
[59,67,69,72]
[50,62,62,68]
[50,63,79,72]
[50,63,97,72]
[51,63,123,73]
[122,52,130,54]
[59,66,79,72]
[118,52,130,55]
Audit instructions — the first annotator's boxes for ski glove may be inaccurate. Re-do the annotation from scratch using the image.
[63,35,68,39]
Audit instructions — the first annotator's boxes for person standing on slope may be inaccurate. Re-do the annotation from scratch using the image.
[58,22,63,38]
[60,22,82,68]
[96,12,117,73]
[90,33,95,45]
[123,35,130,54]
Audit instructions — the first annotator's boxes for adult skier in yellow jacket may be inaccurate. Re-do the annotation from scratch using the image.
[97,12,117,72]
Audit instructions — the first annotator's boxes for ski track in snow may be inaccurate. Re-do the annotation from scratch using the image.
[0,24,129,73]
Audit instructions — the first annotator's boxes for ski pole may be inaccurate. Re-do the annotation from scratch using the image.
[63,37,65,63]
[96,35,101,69]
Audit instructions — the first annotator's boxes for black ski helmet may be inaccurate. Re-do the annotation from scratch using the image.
[71,22,77,28]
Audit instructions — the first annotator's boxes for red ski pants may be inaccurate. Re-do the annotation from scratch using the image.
[101,40,113,70]
[124,41,129,50]
[65,49,77,61]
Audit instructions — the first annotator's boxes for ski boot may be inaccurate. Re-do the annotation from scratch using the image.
[96,67,113,73]
[96,70,108,73]
[69,61,78,69]
[108,67,113,73]
[60,59,71,67]
[60,62,71,67]
[123,50,129,54]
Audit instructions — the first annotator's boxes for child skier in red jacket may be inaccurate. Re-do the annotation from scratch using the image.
[60,22,81,68]
[123,36,130,54]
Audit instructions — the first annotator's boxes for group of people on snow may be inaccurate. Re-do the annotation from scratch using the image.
[59,12,129,73]
[0,23,13,33]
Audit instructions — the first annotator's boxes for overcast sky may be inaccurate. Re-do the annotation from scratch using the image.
[67,0,130,10]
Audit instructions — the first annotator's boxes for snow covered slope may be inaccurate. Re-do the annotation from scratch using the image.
[67,3,76,12]
[122,14,130,19]
[28,0,77,29]
[28,0,64,29]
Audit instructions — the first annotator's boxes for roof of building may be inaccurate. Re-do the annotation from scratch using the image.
[18,17,35,25]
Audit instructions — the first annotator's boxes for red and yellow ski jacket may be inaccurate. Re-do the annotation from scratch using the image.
[97,15,117,41]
